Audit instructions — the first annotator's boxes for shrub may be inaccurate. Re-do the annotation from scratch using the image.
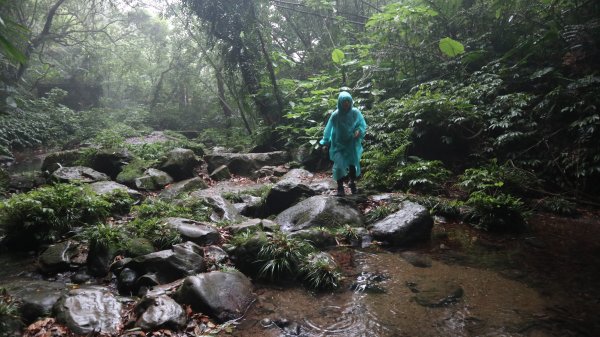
[538,196,578,217]
[0,184,115,248]
[459,160,539,195]
[257,231,315,281]
[392,159,451,194]
[410,196,463,218]
[464,191,527,232]
[126,218,181,250]
[81,223,124,249]
[300,253,342,291]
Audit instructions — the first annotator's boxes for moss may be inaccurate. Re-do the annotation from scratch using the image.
[116,158,152,185]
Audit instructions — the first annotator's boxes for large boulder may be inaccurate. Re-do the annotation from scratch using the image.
[370,201,433,246]
[201,195,245,223]
[135,295,187,331]
[41,150,84,173]
[164,217,220,246]
[116,242,206,295]
[158,148,200,181]
[275,195,364,233]
[53,286,122,335]
[135,168,173,190]
[204,152,289,177]
[51,166,110,183]
[175,271,255,322]
[263,169,316,216]
[89,181,142,200]
[159,177,207,200]
[2,280,66,324]
[7,171,46,192]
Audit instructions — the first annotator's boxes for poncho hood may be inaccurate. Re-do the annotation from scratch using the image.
[337,91,353,113]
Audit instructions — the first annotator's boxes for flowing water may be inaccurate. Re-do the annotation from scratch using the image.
[235,250,552,337]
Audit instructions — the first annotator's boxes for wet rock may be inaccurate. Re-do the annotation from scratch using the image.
[235,195,264,217]
[209,165,231,181]
[204,245,229,265]
[38,241,80,274]
[5,280,66,324]
[203,195,245,222]
[289,229,337,249]
[276,195,364,233]
[225,233,267,277]
[89,181,142,200]
[135,168,173,190]
[370,201,433,247]
[71,269,92,284]
[204,151,289,177]
[256,165,288,177]
[117,268,138,295]
[159,177,208,200]
[87,242,119,277]
[53,286,122,335]
[124,237,155,257]
[41,149,83,173]
[135,295,187,331]
[117,242,206,294]
[159,148,200,181]
[164,217,220,246]
[273,318,302,335]
[264,169,316,216]
[51,166,110,183]
[400,252,433,268]
[226,218,262,235]
[411,282,464,307]
[351,272,389,294]
[175,271,255,322]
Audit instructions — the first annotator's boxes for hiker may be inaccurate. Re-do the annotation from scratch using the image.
[320,91,367,196]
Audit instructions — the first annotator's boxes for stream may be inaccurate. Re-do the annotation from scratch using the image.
[234,249,552,337]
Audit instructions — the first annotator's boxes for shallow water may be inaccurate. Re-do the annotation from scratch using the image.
[235,250,549,337]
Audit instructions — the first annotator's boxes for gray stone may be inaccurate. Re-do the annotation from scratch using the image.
[89,181,142,200]
[226,218,262,235]
[159,148,200,181]
[203,195,244,223]
[53,286,122,335]
[276,195,364,233]
[118,241,206,294]
[88,149,133,179]
[370,201,433,246]
[289,229,337,249]
[51,166,110,183]
[209,165,231,181]
[264,169,316,216]
[175,271,255,322]
[204,245,229,264]
[164,217,220,246]
[159,177,208,200]
[5,280,66,324]
[135,168,173,190]
[38,241,79,274]
[8,171,46,191]
[135,295,186,330]
[41,150,84,173]
[204,151,289,177]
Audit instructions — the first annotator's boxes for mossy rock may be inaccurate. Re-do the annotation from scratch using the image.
[41,149,85,173]
[116,158,153,186]
[125,237,155,257]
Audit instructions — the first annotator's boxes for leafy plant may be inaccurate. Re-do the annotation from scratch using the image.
[410,196,463,218]
[459,160,538,195]
[392,160,451,194]
[0,184,115,248]
[538,197,578,217]
[126,218,181,250]
[81,223,124,249]
[300,253,342,291]
[366,204,399,224]
[464,191,527,232]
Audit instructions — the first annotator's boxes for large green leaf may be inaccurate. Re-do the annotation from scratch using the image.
[439,37,465,57]
[331,49,345,64]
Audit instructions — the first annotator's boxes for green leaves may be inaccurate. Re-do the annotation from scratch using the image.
[331,49,345,64]
[439,37,465,57]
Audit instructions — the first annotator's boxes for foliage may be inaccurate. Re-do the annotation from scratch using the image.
[300,253,342,291]
[126,218,182,250]
[81,223,124,249]
[537,197,578,217]
[410,195,463,218]
[257,231,316,281]
[393,160,451,194]
[0,183,120,248]
[464,191,527,232]
[334,224,361,242]
[459,160,538,195]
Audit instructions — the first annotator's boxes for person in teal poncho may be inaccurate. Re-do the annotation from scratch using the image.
[320,91,367,196]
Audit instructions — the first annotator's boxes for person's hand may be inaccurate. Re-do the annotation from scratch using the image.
[353,130,360,139]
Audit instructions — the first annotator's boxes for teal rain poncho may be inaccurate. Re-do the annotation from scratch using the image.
[320,91,367,181]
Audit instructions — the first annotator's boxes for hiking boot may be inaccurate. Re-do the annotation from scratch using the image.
[349,182,357,195]
[336,186,346,196]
